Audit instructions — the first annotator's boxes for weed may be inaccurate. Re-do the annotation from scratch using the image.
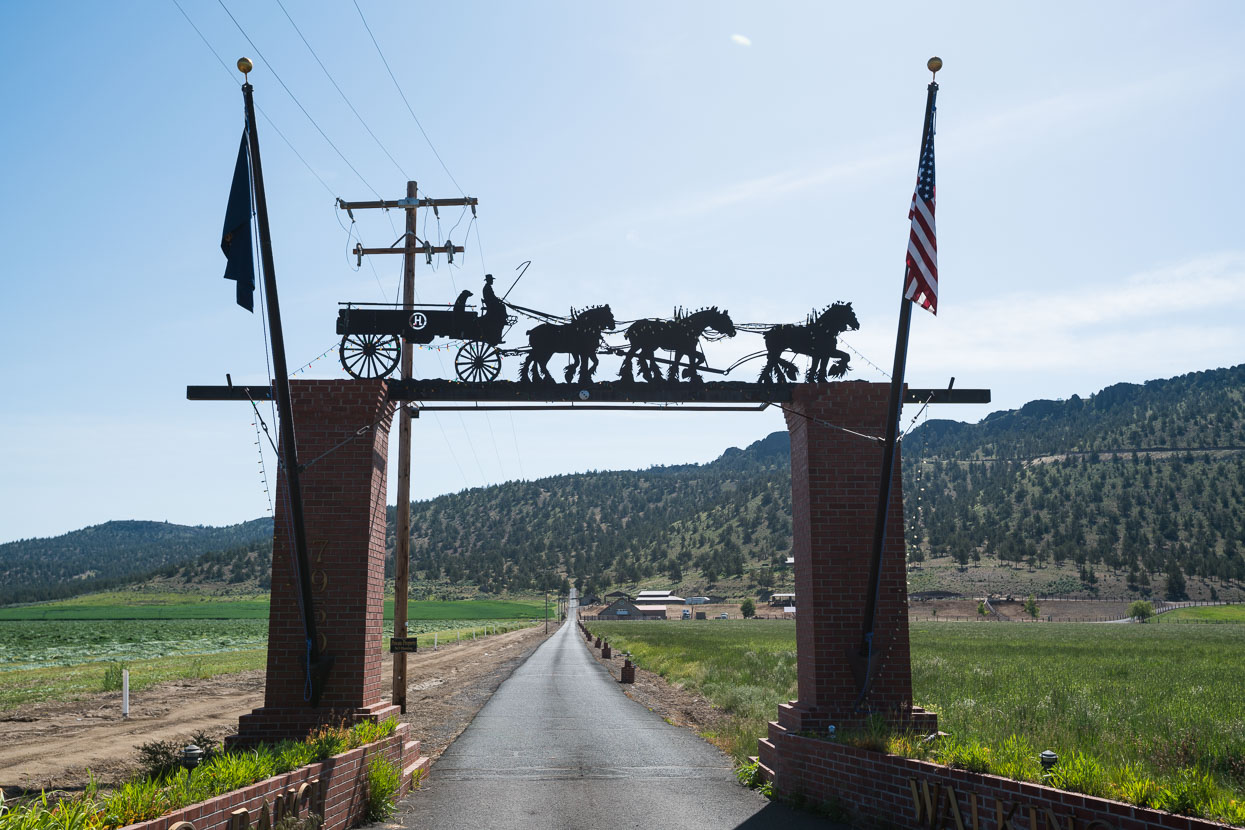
[934,737,991,774]
[1048,752,1112,799]
[99,663,126,692]
[1112,763,1167,809]
[364,756,401,822]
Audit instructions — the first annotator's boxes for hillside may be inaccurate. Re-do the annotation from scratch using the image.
[5,364,1243,605]
[0,519,272,605]
[904,364,1245,599]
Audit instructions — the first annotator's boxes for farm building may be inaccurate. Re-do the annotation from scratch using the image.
[770,593,796,607]
[597,598,666,620]
[636,589,684,604]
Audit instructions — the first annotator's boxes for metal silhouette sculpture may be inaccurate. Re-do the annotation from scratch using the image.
[520,305,616,384]
[758,301,860,383]
[337,275,512,382]
[619,306,736,383]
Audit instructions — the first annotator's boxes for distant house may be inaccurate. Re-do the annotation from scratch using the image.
[785,556,795,566]
[604,590,631,600]
[685,596,710,605]
[635,604,668,620]
[770,592,796,607]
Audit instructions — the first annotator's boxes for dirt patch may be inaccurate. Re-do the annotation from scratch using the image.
[0,625,550,797]
[579,628,729,747]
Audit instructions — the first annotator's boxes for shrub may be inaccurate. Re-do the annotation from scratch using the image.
[100,662,127,692]
[364,756,401,822]
[1128,600,1155,622]
[740,598,756,618]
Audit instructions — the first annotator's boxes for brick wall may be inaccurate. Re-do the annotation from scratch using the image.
[234,380,398,745]
[762,731,1236,830]
[774,382,933,735]
[120,725,429,830]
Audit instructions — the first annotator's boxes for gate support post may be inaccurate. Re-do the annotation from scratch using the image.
[762,383,934,766]
[230,380,398,746]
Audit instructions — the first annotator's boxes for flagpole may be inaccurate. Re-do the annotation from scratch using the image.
[238,58,330,705]
[856,59,940,707]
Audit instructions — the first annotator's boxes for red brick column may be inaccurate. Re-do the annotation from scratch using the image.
[774,382,934,735]
[231,380,398,746]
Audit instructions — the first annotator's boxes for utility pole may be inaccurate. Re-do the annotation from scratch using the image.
[338,183,478,714]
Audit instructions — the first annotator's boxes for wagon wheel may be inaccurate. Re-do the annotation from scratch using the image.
[339,333,401,379]
[455,341,502,382]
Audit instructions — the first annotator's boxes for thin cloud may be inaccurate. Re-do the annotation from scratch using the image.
[914,253,1245,373]
[731,34,752,47]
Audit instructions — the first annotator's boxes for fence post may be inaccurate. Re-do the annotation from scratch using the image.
[122,669,129,719]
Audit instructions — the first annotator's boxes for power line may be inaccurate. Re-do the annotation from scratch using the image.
[273,0,410,181]
[351,0,467,196]
[215,0,383,198]
[169,0,337,199]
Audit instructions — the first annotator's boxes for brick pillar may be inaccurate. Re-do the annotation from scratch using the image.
[775,381,935,735]
[231,380,398,746]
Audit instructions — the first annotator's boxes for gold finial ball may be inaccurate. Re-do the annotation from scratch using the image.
[927,56,943,74]
[237,57,253,75]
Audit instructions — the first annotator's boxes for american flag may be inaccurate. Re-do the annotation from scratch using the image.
[904,99,938,314]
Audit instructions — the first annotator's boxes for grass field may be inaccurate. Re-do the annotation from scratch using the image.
[0,618,537,711]
[0,648,268,710]
[587,619,1245,819]
[0,593,549,711]
[1158,604,1245,623]
[0,594,549,621]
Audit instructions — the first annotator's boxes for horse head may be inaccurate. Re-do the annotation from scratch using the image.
[581,304,616,332]
[708,306,736,337]
[817,301,859,334]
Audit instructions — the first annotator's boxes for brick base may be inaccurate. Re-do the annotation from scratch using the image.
[759,729,1233,830]
[123,724,428,830]
[229,703,402,750]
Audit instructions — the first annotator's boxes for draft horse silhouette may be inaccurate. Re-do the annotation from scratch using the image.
[619,306,736,383]
[758,301,860,383]
[521,305,616,384]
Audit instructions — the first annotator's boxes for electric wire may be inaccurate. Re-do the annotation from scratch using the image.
[216,0,383,199]
[273,0,410,180]
[169,0,336,199]
[351,0,467,196]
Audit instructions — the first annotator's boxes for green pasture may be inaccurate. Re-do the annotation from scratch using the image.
[1157,604,1245,623]
[0,593,548,621]
[0,648,268,711]
[0,617,536,711]
[588,619,1245,813]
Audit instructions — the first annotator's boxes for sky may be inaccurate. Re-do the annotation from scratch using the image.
[1,2,1243,543]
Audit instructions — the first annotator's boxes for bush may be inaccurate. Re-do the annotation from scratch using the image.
[101,662,127,692]
[364,756,401,822]
[740,598,756,618]
[1128,600,1155,622]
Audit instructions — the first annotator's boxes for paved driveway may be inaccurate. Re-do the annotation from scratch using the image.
[397,613,843,829]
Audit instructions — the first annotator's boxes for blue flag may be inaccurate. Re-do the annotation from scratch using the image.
[221,131,255,312]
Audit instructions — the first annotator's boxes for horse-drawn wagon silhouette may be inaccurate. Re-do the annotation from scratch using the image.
[335,274,859,386]
[336,280,513,382]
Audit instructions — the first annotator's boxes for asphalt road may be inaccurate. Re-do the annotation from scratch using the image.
[397,612,843,829]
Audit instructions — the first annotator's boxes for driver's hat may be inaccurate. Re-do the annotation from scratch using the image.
[484,273,494,282]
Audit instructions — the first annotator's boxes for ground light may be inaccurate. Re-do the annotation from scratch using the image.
[180,744,205,780]
[1040,749,1059,777]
